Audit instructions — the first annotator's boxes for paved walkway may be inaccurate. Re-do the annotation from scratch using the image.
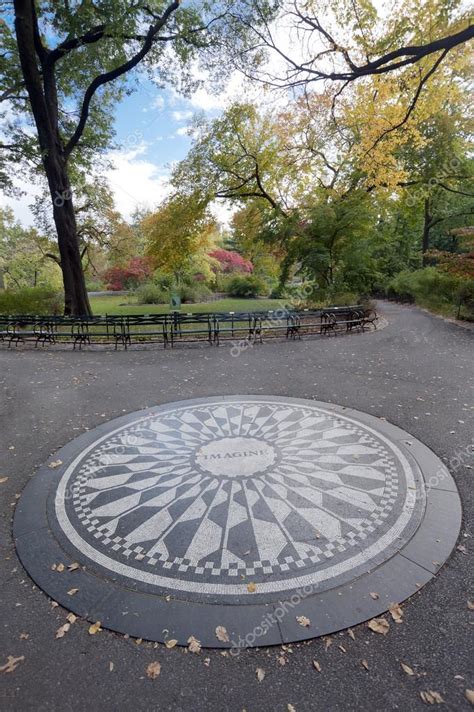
[0,302,472,711]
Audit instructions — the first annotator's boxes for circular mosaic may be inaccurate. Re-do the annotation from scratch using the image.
[14,397,461,646]
[53,398,424,599]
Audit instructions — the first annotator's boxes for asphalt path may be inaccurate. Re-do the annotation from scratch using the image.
[0,301,472,711]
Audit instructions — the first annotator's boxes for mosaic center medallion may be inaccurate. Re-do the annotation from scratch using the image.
[50,398,428,599]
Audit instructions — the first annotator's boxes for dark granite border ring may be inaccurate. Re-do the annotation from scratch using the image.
[13,396,462,648]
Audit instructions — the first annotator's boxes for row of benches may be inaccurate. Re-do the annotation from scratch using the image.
[0,306,377,349]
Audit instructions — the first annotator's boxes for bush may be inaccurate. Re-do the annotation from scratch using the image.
[0,286,63,315]
[134,283,168,305]
[178,283,212,303]
[103,257,153,290]
[208,249,253,274]
[387,268,461,306]
[226,275,269,298]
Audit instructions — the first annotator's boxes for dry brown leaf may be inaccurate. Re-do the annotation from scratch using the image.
[338,645,347,653]
[67,588,79,596]
[215,626,229,643]
[312,660,321,672]
[187,636,201,654]
[247,582,257,593]
[370,592,379,600]
[88,621,101,635]
[55,563,65,573]
[109,662,114,672]
[389,603,403,624]
[287,705,296,712]
[165,639,178,649]
[296,615,311,627]
[361,659,369,670]
[66,613,77,624]
[50,601,59,609]
[277,655,287,666]
[465,690,474,706]
[348,629,355,640]
[368,617,390,635]
[467,601,474,611]
[19,633,29,640]
[146,661,161,679]
[67,562,80,572]
[256,667,265,682]
[0,477,9,484]
[324,637,332,650]
[0,655,24,674]
[420,691,444,705]
[55,623,70,639]
[48,460,63,469]
[401,662,415,676]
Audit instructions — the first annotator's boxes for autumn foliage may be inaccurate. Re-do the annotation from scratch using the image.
[103,256,153,291]
[208,249,253,274]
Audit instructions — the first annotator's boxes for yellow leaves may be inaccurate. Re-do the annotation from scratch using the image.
[215,626,229,643]
[389,603,403,624]
[187,636,201,654]
[0,655,25,674]
[88,621,101,635]
[368,617,390,635]
[247,582,257,593]
[165,639,178,649]
[420,691,444,705]
[146,661,161,679]
[55,623,70,639]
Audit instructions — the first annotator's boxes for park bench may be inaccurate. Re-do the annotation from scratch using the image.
[170,312,213,347]
[213,312,259,345]
[255,310,300,341]
[120,314,168,349]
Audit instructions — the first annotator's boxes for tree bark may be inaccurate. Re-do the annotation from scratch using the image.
[422,198,432,265]
[14,0,91,315]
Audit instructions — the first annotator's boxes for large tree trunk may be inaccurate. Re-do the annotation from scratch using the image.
[14,0,92,316]
[44,151,91,315]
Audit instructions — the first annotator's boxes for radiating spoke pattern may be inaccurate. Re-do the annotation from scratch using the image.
[55,400,424,596]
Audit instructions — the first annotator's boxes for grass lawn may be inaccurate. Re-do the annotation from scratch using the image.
[89,295,285,315]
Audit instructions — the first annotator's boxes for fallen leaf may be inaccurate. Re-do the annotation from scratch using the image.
[296,615,311,627]
[55,623,70,639]
[50,601,59,609]
[370,592,379,600]
[324,637,332,650]
[215,626,229,643]
[66,613,77,624]
[48,460,62,469]
[0,655,24,674]
[256,667,265,682]
[313,660,321,672]
[165,639,178,649]
[277,655,287,666]
[368,617,390,635]
[338,645,347,653]
[420,691,444,705]
[465,690,474,706]
[146,661,161,679]
[19,633,29,640]
[247,582,257,593]
[187,636,201,654]
[389,603,403,624]
[361,659,369,670]
[467,601,474,611]
[67,588,79,596]
[0,477,9,484]
[401,662,415,676]
[457,545,468,555]
[88,621,101,635]
[287,705,296,712]
[204,657,210,667]
[348,629,355,640]
[55,563,65,573]
[67,562,80,572]
[109,662,114,672]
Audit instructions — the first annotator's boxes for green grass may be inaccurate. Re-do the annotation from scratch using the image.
[89,295,285,315]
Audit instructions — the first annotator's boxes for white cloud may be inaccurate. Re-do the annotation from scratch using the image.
[0,183,42,227]
[172,109,194,122]
[105,148,171,219]
[176,126,190,136]
[143,95,166,113]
